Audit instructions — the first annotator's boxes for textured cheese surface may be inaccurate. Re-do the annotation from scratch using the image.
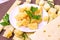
[30,16,60,40]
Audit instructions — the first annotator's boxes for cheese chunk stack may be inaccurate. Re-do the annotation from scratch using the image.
[30,16,60,40]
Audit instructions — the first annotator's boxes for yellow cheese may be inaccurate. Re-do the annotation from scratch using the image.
[3,30,12,38]
[4,25,14,32]
[26,0,31,3]
[55,5,60,11]
[7,0,21,13]
[58,10,60,16]
[47,0,53,2]
[39,0,45,6]
[35,0,40,4]
[28,23,38,30]
[14,29,23,37]
[13,36,23,40]
[44,2,50,11]
[0,24,3,32]
[48,8,57,14]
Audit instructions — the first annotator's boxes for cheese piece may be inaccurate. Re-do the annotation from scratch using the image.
[55,5,60,11]
[4,25,14,32]
[13,36,23,40]
[3,30,12,38]
[0,24,3,32]
[47,0,53,2]
[39,0,45,6]
[0,20,4,32]
[7,0,21,13]
[48,8,57,14]
[58,10,60,16]
[44,2,50,11]
[30,16,60,40]
[26,0,31,3]
[35,0,40,4]
[14,29,23,37]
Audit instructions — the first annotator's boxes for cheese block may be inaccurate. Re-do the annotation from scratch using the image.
[7,0,21,13]
[30,16,60,40]
[0,24,3,32]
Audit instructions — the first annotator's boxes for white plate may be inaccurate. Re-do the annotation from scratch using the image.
[9,4,48,32]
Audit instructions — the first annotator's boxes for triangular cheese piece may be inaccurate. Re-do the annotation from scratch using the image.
[30,16,60,40]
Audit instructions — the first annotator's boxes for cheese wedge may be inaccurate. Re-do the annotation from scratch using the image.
[30,16,60,40]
